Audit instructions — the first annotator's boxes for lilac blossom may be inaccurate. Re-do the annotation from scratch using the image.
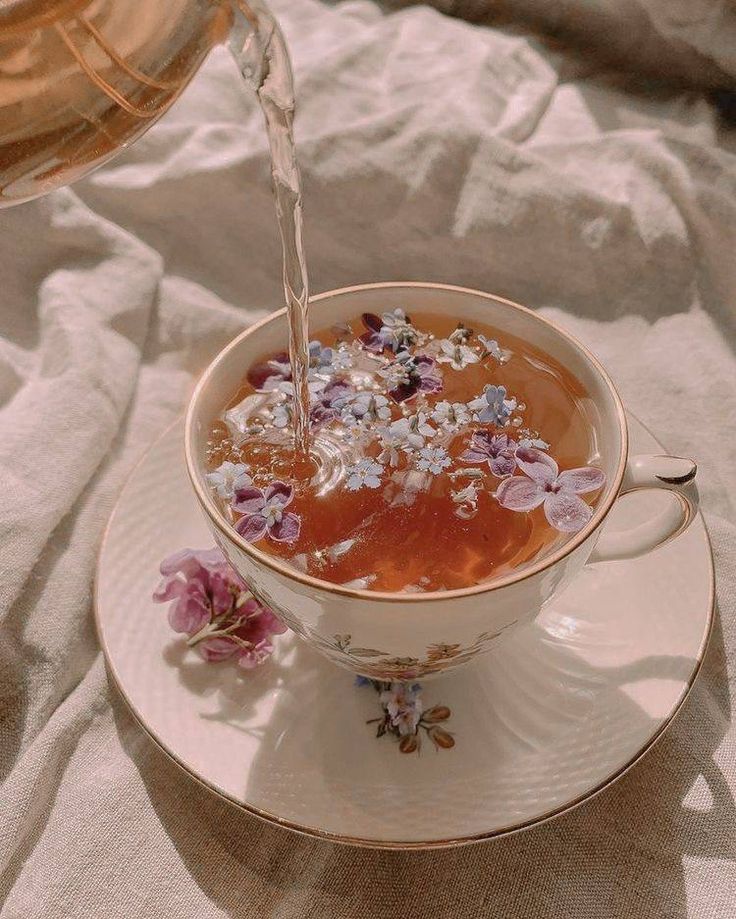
[247,341,350,393]
[416,446,452,475]
[232,481,301,544]
[270,402,292,429]
[469,384,517,425]
[377,414,435,465]
[518,431,550,450]
[384,352,443,403]
[359,309,418,354]
[478,335,509,363]
[340,391,391,425]
[448,323,473,344]
[496,447,606,533]
[310,379,354,428]
[436,340,480,371]
[346,458,384,491]
[152,547,286,668]
[460,431,517,477]
[246,352,292,391]
[206,462,252,500]
[379,683,423,736]
[309,339,333,369]
[452,482,480,517]
[430,400,471,431]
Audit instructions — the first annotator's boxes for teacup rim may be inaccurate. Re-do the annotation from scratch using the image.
[185,281,629,602]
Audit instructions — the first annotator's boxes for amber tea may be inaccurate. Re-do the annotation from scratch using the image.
[204,308,607,593]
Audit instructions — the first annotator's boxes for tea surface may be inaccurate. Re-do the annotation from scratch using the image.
[206,309,607,592]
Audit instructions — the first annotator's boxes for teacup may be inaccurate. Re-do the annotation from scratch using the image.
[185,282,698,680]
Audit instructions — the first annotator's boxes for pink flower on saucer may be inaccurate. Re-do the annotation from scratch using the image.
[153,547,243,635]
[496,447,606,533]
[152,547,287,668]
[232,481,301,544]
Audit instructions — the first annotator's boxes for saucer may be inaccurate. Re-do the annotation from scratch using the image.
[95,414,714,849]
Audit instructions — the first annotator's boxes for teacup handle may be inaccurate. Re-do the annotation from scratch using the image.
[588,454,699,563]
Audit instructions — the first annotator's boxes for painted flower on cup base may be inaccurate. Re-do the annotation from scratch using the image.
[359,678,456,755]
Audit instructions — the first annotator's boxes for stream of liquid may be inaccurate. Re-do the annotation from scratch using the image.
[229,2,312,453]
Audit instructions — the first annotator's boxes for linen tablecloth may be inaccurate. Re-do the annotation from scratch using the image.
[1,1,735,915]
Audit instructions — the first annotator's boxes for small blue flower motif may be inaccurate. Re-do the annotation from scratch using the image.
[354,675,373,687]
[346,458,385,491]
[416,446,452,475]
[469,384,517,425]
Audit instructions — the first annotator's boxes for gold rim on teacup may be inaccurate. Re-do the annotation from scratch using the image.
[185,281,629,602]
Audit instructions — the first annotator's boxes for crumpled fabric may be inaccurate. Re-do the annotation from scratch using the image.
[1,0,735,916]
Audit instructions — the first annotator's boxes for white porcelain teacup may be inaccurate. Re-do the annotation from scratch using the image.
[185,283,698,680]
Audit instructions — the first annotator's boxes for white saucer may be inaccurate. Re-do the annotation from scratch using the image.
[95,414,714,849]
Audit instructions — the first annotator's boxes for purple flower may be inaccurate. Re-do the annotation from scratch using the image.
[246,352,291,391]
[496,447,606,533]
[460,431,517,477]
[310,379,354,428]
[359,309,417,354]
[152,547,287,667]
[153,548,242,635]
[387,353,442,403]
[200,596,287,669]
[232,481,301,544]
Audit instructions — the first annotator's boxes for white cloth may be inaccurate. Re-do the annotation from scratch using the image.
[1,1,735,916]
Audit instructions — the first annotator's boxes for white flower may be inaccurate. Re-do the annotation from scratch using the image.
[380,309,419,352]
[378,360,409,389]
[452,483,479,507]
[274,379,325,399]
[416,446,452,475]
[346,458,384,491]
[206,461,252,500]
[431,400,471,430]
[377,414,435,465]
[341,391,391,425]
[436,340,480,371]
[518,432,550,450]
[271,403,292,428]
[381,308,411,330]
[479,335,511,363]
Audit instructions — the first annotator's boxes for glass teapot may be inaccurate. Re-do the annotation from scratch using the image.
[0,0,282,206]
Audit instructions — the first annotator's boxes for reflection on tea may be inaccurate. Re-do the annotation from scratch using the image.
[205,309,606,592]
